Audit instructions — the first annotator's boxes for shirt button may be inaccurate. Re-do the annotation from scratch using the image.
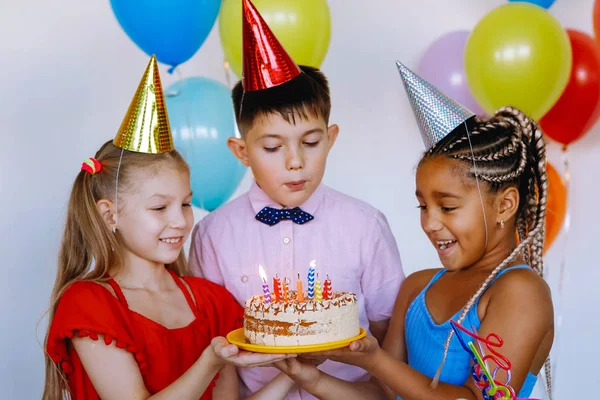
[241,275,248,283]
[283,237,290,244]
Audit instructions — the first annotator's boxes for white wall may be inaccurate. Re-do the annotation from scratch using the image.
[1,0,596,398]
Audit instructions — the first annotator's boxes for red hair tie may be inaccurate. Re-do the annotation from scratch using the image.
[81,157,102,175]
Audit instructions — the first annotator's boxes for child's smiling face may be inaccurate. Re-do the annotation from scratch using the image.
[416,156,519,271]
[113,166,194,266]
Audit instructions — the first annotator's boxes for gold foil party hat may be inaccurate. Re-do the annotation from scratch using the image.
[113,55,174,154]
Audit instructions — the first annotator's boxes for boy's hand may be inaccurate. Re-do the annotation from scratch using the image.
[210,337,296,367]
[301,337,381,370]
[272,357,322,391]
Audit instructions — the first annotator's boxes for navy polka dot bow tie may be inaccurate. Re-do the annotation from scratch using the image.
[255,206,315,226]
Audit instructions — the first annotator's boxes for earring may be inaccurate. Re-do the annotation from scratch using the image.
[499,220,505,229]
[112,226,117,234]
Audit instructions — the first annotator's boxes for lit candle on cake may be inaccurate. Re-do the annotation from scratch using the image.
[283,277,289,303]
[307,260,316,299]
[296,273,305,301]
[315,273,323,301]
[323,274,332,300]
[258,264,271,304]
[273,273,282,302]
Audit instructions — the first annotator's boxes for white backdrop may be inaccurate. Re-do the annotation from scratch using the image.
[0,0,596,398]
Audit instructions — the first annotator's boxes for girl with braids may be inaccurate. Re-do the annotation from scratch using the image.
[42,57,293,400]
[258,64,553,400]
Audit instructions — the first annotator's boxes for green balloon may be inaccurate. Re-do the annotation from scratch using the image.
[465,3,572,120]
[219,0,331,78]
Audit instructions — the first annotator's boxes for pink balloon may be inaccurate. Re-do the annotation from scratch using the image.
[417,31,486,116]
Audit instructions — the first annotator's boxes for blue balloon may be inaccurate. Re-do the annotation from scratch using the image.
[166,77,247,211]
[110,0,221,69]
[508,0,556,9]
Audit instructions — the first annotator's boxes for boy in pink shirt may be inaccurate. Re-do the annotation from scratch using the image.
[188,1,404,398]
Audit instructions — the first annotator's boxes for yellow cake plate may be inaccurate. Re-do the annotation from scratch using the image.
[226,327,367,354]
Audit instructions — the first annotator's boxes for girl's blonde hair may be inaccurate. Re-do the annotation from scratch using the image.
[422,106,551,397]
[42,140,190,400]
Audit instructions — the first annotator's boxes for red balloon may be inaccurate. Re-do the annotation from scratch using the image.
[540,29,600,146]
[595,0,600,46]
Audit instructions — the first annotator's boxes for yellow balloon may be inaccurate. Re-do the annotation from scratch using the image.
[465,3,572,120]
[219,0,331,78]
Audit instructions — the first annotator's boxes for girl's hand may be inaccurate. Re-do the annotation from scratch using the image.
[272,357,322,391]
[302,336,381,370]
[210,337,296,367]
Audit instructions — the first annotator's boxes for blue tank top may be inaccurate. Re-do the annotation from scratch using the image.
[402,266,537,398]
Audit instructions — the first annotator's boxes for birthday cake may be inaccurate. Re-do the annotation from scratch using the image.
[244,290,360,346]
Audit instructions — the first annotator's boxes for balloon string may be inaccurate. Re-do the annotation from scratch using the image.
[174,67,205,211]
[226,58,245,120]
[551,148,571,390]
[224,60,244,140]
[558,148,571,295]
[175,68,193,130]
[224,59,233,89]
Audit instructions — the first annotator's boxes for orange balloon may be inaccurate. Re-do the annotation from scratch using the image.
[545,162,567,252]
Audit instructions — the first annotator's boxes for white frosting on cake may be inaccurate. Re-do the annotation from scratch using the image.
[244,291,360,346]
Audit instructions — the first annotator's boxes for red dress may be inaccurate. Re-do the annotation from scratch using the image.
[46,269,243,399]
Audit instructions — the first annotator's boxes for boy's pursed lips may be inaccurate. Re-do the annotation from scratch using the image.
[284,180,308,191]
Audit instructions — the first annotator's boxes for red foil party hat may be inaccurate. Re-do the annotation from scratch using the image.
[242,0,302,92]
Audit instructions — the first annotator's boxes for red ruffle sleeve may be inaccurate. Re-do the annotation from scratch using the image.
[46,281,147,376]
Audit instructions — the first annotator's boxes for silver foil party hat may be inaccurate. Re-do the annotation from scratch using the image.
[396,61,475,150]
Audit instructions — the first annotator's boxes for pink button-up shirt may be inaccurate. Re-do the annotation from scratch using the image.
[189,182,404,399]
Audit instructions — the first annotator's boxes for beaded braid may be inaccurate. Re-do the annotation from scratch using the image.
[424,106,551,398]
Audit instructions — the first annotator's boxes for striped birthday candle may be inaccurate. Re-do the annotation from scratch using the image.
[307,260,316,299]
[315,273,323,301]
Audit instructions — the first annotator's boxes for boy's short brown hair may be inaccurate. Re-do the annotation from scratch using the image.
[232,65,331,136]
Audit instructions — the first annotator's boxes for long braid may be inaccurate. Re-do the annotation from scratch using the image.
[425,106,551,398]
[516,211,529,264]
[544,357,553,400]
[524,112,552,400]
[507,110,553,399]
